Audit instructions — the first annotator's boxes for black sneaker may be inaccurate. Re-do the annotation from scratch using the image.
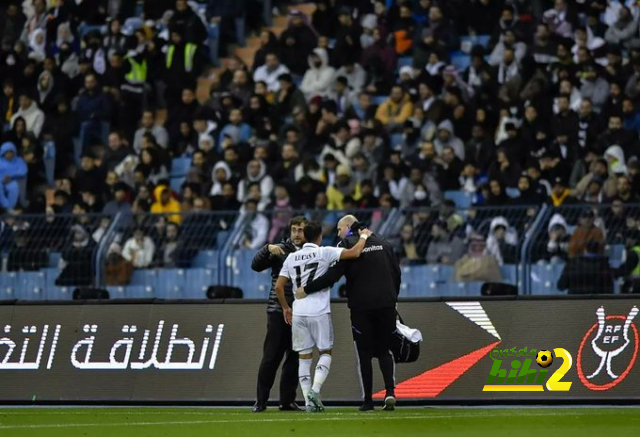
[382,396,396,411]
[358,402,374,412]
[252,403,267,413]
[279,402,303,411]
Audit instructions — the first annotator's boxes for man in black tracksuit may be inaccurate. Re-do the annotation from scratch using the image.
[250,216,307,412]
[299,215,401,411]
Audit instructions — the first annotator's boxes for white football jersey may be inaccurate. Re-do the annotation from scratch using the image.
[279,243,344,317]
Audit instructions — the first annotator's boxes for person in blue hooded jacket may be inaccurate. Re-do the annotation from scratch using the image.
[0,142,27,211]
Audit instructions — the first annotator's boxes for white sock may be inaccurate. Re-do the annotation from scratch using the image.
[298,358,312,406]
[312,354,332,394]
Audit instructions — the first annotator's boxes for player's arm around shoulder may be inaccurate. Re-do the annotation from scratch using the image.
[275,260,293,324]
[340,229,373,260]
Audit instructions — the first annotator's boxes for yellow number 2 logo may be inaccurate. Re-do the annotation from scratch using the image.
[546,348,573,391]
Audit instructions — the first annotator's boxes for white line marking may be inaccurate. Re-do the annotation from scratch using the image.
[0,410,634,429]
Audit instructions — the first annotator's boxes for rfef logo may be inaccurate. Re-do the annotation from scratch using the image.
[577,306,639,391]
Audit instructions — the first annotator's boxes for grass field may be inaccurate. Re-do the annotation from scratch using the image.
[0,407,638,437]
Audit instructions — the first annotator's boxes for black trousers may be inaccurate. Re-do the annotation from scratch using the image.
[350,308,397,402]
[256,311,299,405]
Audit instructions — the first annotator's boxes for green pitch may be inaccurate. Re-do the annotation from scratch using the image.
[0,407,638,437]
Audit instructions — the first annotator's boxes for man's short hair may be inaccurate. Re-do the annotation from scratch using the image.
[303,221,323,243]
[289,215,307,228]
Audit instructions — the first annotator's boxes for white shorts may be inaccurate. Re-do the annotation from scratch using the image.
[292,313,334,352]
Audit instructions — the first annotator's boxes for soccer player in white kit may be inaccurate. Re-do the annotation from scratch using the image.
[275,221,372,412]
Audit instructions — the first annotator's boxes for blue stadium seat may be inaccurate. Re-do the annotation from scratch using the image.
[209,24,220,66]
[397,57,413,69]
[124,285,151,299]
[130,269,158,288]
[193,250,219,268]
[47,287,73,300]
[390,133,404,150]
[156,269,186,299]
[460,34,491,50]
[216,231,231,248]
[171,157,192,177]
[530,263,564,295]
[106,286,128,299]
[43,267,59,290]
[500,264,517,285]
[170,176,186,194]
[185,268,217,299]
[122,17,143,35]
[233,250,268,298]
[0,273,16,299]
[608,244,625,268]
[450,51,471,71]
[14,271,46,300]
[444,190,473,208]
[49,252,62,267]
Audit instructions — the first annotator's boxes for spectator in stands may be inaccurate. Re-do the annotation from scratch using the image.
[164,26,206,107]
[549,177,578,207]
[613,175,640,204]
[209,161,233,197]
[122,227,156,269]
[238,159,274,207]
[546,213,570,263]
[453,233,502,283]
[0,141,27,211]
[333,6,362,68]
[10,91,44,138]
[253,30,279,71]
[426,219,465,265]
[253,52,290,93]
[394,223,425,266]
[486,216,518,265]
[151,185,182,224]
[239,198,269,249]
[154,221,179,268]
[268,184,293,242]
[375,85,413,133]
[558,240,614,294]
[434,120,465,160]
[422,5,456,52]
[55,224,95,286]
[279,9,318,77]
[103,131,131,171]
[569,209,605,258]
[133,110,169,154]
[300,48,335,100]
[327,164,361,210]
[218,108,252,150]
[102,182,132,216]
[604,5,637,46]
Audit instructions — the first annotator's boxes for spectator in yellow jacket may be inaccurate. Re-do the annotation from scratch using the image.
[327,164,362,210]
[375,85,413,133]
[151,185,182,224]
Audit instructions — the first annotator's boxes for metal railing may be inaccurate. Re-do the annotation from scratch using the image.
[1,203,638,299]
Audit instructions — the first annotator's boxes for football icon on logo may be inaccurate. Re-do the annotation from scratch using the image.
[536,350,553,368]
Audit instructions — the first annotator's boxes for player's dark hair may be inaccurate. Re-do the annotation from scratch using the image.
[303,221,323,243]
[289,216,307,228]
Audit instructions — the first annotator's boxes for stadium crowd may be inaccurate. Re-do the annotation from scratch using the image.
[1,0,640,290]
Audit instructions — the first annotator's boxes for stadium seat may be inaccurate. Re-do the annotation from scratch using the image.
[390,133,404,150]
[171,157,192,177]
[125,285,152,299]
[47,287,73,301]
[185,268,217,299]
[156,269,186,299]
[444,190,473,208]
[170,176,186,194]
[608,244,625,268]
[193,250,219,268]
[0,273,16,299]
[14,271,46,300]
[122,17,143,35]
[106,286,128,300]
[43,141,56,186]
[450,51,471,71]
[397,57,413,69]
[500,264,518,285]
[216,231,231,248]
[49,252,62,267]
[232,250,269,298]
[130,269,158,288]
[209,24,220,66]
[530,263,564,295]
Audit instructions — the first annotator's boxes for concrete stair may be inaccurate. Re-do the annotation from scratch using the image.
[196,3,317,104]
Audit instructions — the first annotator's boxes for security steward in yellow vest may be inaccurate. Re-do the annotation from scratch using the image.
[120,49,148,138]
[616,244,640,293]
[164,27,202,107]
